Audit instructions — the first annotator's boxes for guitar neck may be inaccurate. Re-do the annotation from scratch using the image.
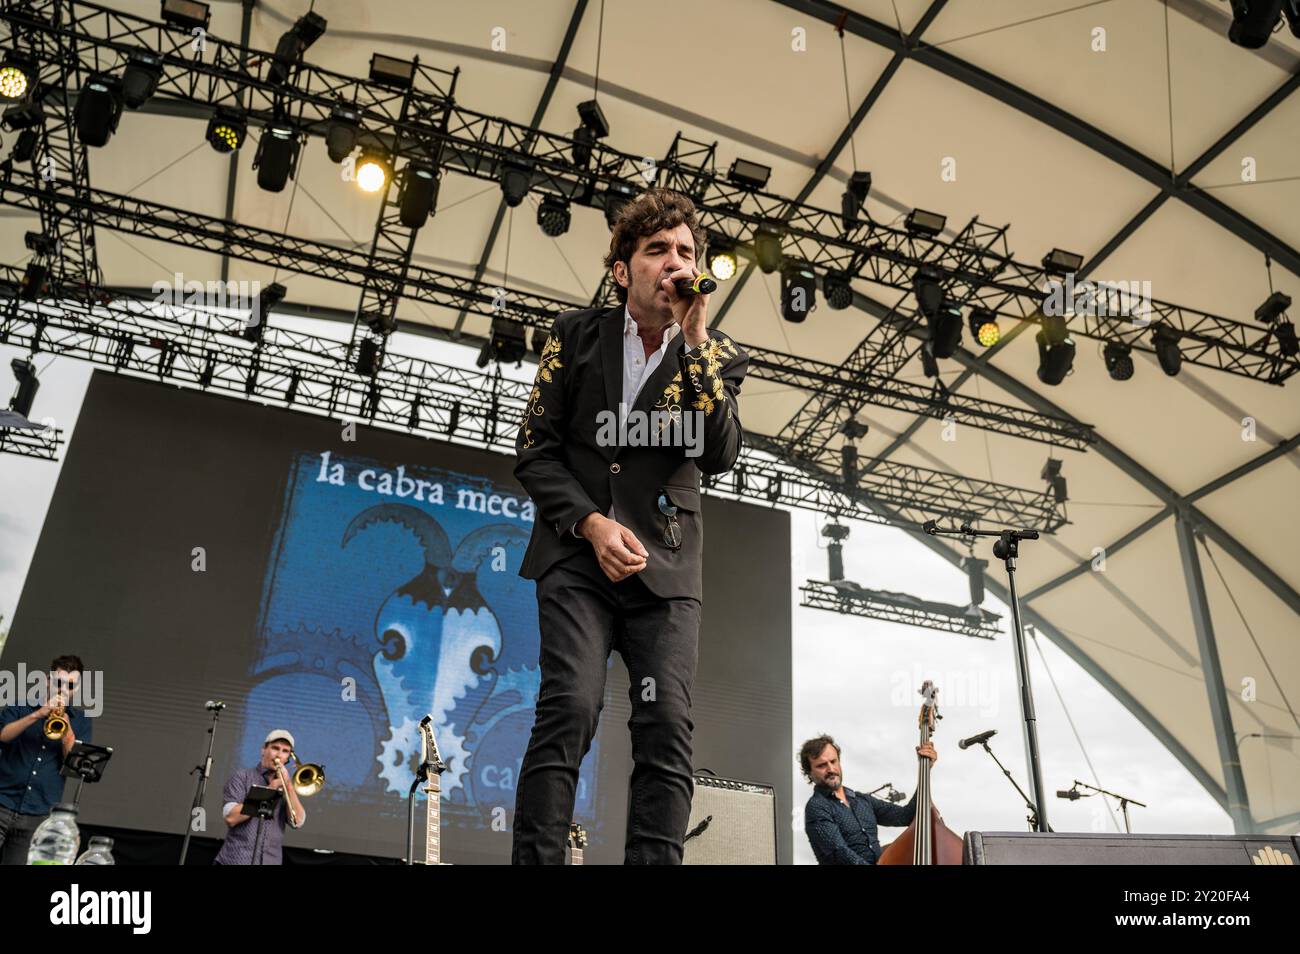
[424,775,440,866]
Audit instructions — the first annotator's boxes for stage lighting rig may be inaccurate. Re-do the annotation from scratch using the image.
[1041,248,1083,277]
[1152,325,1182,376]
[499,161,532,208]
[160,0,210,33]
[325,105,361,163]
[9,357,39,418]
[969,308,1000,347]
[1103,341,1134,381]
[1036,314,1075,386]
[823,270,853,310]
[706,235,738,281]
[780,261,816,323]
[399,163,439,229]
[904,208,946,238]
[752,228,783,274]
[602,179,636,227]
[537,194,571,237]
[205,108,246,152]
[75,74,124,147]
[727,157,770,191]
[0,51,37,103]
[253,121,301,192]
[369,53,415,90]
[840,170,872,232]
[1041,457,1067,505]
[355,151,390,193]
[121,50,163,109]
[268,11,327,85]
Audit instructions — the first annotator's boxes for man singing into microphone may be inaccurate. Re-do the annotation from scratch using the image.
[511,187,749,864]
[800,734,937,865]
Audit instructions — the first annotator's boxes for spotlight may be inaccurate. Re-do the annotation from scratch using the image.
[121,50,163,109]
[602,179,636,228]
[1036,314,1075,385]
[253,121,301,192]
[904,208,946,237]
[706,236,737,281]
[1041,248,1083,277]
[780,261,816,322]
[19,261,47,301]
[268,11,326,85]
[1041,458,1068,504]
[823,270,853,310]
[324,105,360,163]
[752,228,783,274]
[919,345,939,378]
[969,308,1000,347]
[9,357,39,418]
[1254,290,1291,324]
[24,230,58,256]
[928,297,963,358]
[1274,318,1299,357]
[244,281,286,341]
[160,0,210,32]
[500,161,531,208]
[912,265,945,318]
[1152,326,1182,376]
[576,98,610,139]
[369,52,415,90]
[3,99,44,130]
[398,163,438,229]
[12,127,38,162]
[0,52,37,102]
[1103,341,1134,380]
[363,310,398,336]
[476,320,527,367]
[355,336,381,375]
[727,157,771,191]
[537,194,570,236]
[205,108,245,153]
[570,124,595,168]
[1227,0,1285,48]
[75,74,124,147]
[840,170,872,232]
[355,151,390,193]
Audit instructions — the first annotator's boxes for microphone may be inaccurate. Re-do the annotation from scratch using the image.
[1057,789,1081,800]
[672,274,717,296]
[958,729,996,749]
[205,700,227,711]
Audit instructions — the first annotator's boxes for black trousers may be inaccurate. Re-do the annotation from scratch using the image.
[511,552,701,865]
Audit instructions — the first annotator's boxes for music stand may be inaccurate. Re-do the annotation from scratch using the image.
[242,785,282,866]
[60,742,113,808]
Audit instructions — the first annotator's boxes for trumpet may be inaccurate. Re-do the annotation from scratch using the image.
[43,705,68,741]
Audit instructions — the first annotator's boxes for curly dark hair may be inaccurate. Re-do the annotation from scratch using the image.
[798,734,841,783]
[50,654,84,674]
[602,186,708,304]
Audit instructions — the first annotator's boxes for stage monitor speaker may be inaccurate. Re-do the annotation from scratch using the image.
[964,831,1300,865]
[682,773,778,865]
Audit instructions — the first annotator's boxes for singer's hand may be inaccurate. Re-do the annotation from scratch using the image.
[579,513,648,582]
[661,267,709,348]
[917,743,938,764]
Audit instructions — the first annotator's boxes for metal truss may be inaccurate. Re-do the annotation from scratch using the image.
[1,0,1292,382]
[800,580,1001,639]
[0,421,63,459]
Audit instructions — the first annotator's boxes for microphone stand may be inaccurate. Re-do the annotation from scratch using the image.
[179,705,223,865]
[969,738,1051,832]
[1065,780,1146,833]
[925,520,1050,833]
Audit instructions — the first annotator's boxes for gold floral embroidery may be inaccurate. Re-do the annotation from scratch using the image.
[520,334,562,449]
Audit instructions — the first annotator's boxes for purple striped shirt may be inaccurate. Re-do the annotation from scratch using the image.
[212,765,300,865]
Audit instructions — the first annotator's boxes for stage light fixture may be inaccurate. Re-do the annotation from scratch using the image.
[3,99,44,130]
[1152,326,1183,376]
[19,261,47,301]
[1228,0,1285,48]
[929,297,963,358]
[243,281,286,342]
[9,357,39,418]
[121,50,163,109]
[398,163,438,229]
[602,179,636,228]
[1103,341,1134,381]
[840,170,872,232]
[537,194,571,237]
[500,161,531,208]
[919,345,939,379]
[205,108,245,153]
[268,11,326,85]
[0,52,37,102]
[912,265,945,318]
[160,0,210,32]
[727,157,771,191]
[1274,318,1299,357]
[577,98,610,139]
[75,74,124,147]
[823,270,853,310]
[780,261,817,323]
[477,320,527,367]
[1041,457,1068,504]
[355,336,381,375]
[355,151,390,193]
[570,124,595,168]
[1041,248,1083,277]
[12,128,38,163]
[325,105,360,163]
[969,308,1000,347]
[706,236,738,281]
[1254,290,1291,324]
[253,121,301,193]
[905,208,946,237]
[1036,314,1075,385]
[363,310,398,336]
[752,228,783,274]
[369,53,414,90]
[24,231,58,257]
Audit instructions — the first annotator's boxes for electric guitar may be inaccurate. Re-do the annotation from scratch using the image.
[417,715,449,865]
[567,822,587,866]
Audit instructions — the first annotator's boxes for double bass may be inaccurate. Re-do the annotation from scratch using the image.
[877,680,963,865]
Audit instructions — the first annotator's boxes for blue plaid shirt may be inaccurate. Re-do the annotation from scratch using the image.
[804,784,916,865]
[0,705,93,816]
[213,764,302,865]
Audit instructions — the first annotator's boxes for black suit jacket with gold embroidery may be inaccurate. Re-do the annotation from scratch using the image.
[514,304,749,601]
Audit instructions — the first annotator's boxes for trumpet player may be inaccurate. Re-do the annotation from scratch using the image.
[213,730,307,865]
[0,655,92,865]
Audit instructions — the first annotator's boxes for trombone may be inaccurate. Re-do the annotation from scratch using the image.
[273,752,324,826]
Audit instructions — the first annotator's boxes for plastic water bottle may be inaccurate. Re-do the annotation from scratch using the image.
[75,835,116,865]
[27,803,80,865]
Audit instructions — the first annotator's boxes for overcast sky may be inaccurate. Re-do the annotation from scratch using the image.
[0,321,1231,861]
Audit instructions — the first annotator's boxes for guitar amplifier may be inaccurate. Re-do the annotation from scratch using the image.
[682,773,778,865]
[964,831,1300,865]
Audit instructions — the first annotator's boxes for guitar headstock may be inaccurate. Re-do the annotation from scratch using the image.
[918,680,940,730]
[568,822,588,850]
[418,715,446,776]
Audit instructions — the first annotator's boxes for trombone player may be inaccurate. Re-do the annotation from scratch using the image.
[213,729,317,865]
